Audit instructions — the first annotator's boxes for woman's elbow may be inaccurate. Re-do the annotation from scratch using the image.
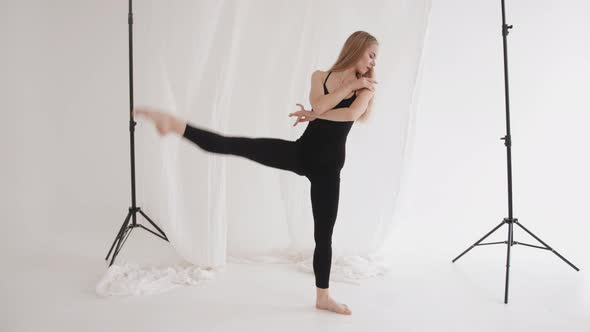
[311,104,328,115]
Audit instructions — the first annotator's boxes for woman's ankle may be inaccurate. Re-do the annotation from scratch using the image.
[316,287,330,299]
[172,117,187,136]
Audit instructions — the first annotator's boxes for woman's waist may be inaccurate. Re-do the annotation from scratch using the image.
[297,128,351,144]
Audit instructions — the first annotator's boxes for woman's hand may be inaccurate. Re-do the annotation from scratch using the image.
[347,77,377,92]
[289,103,317,127]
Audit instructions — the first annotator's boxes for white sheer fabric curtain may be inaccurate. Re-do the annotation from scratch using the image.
[97,0,431,295]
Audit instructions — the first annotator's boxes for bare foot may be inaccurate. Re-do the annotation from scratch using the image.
[134,107,180,136]
[316,296,352,315]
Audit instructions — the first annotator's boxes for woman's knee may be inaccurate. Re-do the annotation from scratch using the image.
[314,234,333,247]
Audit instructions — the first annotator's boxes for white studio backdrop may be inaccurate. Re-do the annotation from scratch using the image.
[2,0,588,300]
[93,0,432,295]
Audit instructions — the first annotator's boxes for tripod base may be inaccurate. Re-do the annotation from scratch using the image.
[453,217,579,304]
[105,207,169,267]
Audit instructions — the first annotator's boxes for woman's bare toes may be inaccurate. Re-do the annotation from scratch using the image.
[133,107,174,136]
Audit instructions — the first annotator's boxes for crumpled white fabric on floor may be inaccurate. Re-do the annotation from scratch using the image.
[96,262,217,297]
[98,0,431,296]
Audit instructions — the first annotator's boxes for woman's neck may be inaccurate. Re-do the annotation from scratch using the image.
[335,67,358,84]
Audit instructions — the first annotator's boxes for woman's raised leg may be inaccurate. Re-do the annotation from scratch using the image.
[135,108,304,176]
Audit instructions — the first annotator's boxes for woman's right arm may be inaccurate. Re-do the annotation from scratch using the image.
[308,71,353,115]
[314,88,375,122]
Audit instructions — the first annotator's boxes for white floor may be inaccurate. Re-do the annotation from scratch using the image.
[2,226,588,332]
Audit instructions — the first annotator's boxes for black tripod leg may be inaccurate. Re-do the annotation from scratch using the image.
[138,209,169,241]
[453,220,506,262]
[106,210,132,261]
[504,221,514,304]
[109,215,133,267]
[138,224,168,241]
[515,221,580,271]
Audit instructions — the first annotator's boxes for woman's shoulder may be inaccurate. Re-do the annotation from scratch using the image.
[311,70,330,84]
[312,69,323,77]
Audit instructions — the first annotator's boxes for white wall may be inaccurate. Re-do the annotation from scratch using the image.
[391,0,590,269]
[0,1,130,251]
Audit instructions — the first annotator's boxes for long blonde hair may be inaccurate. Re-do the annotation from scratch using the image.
[328,31,378,123]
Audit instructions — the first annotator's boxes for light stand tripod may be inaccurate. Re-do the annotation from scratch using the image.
[105,0,169,267]
[451,0,579,304]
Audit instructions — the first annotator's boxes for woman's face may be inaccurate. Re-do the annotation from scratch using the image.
[357,43,379,75]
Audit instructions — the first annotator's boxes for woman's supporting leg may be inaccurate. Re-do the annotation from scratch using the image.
[182,123,304,176]
[309,172,351,315]
[309,173,341,289]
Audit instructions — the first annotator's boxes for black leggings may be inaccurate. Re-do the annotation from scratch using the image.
[182,123,340,289]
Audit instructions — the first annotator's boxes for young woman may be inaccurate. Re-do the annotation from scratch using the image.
[135,31,378,315]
